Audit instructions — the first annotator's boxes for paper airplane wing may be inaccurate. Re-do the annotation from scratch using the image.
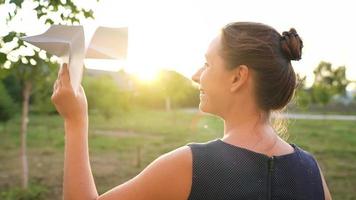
[21,25,85,95]
[21,38,70,62]
[86,26,128,60]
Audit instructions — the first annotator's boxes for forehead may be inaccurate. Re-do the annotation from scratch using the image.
[205,34,222,60]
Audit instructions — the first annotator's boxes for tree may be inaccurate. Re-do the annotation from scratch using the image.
[294,73,311,110]
[0,0,97,189]
[133,70,199,111]
[332,66,349,96]
[157,70,192,111]
[83,74,131,119]
[311,61,350,107]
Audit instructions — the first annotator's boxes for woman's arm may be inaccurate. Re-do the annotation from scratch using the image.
[51,64,193,200]
[96,146,192,200]
[52,64,98,199]
[63,117,98,199]
[318,165,332,200]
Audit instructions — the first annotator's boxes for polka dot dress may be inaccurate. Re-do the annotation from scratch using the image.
[186,139,324,200]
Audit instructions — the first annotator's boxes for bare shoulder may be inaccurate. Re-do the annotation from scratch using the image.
[97,145,192,200]
[161,145,192,162]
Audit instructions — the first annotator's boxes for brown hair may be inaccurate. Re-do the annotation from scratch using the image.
[220,22,303,137]
[222,22,303,112]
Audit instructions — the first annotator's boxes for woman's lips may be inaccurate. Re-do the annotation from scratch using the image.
[199,89,205,98]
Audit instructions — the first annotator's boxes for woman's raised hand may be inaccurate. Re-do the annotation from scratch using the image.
[51,63,88,123]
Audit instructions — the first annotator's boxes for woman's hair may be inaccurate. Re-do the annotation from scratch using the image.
[220,22,303,138]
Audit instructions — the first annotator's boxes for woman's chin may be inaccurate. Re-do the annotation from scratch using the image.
[198,102,209,113]
[199,102,220,117]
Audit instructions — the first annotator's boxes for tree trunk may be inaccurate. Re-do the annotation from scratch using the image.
[20,81,31,189]
[165,96,171,112]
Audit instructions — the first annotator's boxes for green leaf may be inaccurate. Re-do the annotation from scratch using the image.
[0,52,7,63]
[70,17,80,24]
[52,5,58,11]
[2,32,16,43]
[37,11,46,19]
[83,9,94,19]
[45,18,54,25]
[9,0,24,8]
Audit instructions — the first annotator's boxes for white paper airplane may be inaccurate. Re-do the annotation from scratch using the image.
[86,26,128,60]
[21,25,128,95]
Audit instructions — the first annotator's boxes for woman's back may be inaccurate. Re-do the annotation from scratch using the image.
[186,139,324,200]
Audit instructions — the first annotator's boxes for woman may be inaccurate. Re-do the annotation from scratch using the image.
[51,22,332,199]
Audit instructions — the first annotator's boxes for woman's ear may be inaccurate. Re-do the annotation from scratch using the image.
[230,65,248,92]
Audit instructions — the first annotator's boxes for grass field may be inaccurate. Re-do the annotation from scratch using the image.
[0,108,355,199]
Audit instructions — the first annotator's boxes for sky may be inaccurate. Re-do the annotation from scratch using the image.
[1,0,355,89]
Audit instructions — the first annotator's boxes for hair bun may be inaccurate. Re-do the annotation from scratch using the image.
[280,28,303,61]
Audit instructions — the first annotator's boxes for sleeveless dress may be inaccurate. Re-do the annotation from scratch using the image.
[186,138,324,200]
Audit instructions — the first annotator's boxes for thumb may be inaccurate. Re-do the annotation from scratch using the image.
[79,85,86,96]
[61,63,71,88]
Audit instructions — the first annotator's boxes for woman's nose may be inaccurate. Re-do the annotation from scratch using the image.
[191,67,203,83]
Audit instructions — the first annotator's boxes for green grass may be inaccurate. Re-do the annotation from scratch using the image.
[0,108,355,199]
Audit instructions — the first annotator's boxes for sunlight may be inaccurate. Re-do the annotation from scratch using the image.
[84,59,125,71]
[131,68,159,83]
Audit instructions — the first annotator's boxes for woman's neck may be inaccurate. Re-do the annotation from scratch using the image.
[222,111,278,151]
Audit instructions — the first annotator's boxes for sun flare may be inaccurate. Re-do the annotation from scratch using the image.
[132,68,159,83]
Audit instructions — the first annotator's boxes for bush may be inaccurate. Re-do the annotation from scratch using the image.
[83,75,131,119]
[30,71,58,115]
[30,82,57,114]
[0,184,48,200]
[0,81,17,122]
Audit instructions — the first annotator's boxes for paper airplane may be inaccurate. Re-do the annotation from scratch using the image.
[21,25,128,95]
[86,26,128,60]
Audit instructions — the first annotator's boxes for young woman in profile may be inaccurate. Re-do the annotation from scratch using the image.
[51,21,332,200]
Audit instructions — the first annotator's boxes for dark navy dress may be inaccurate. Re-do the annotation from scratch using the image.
[186,138,324,200]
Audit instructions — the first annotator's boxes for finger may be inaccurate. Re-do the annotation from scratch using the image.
[60,63,71,88]
[57,77,62,89]
[51,80,58,102]
[57,64,63,79]
[78,85,85,95]
[60,63,66,76]
[53,79,58,92]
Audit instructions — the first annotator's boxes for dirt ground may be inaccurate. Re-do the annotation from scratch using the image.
[0,129,162,199]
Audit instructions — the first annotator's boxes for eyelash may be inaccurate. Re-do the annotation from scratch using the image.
[204,62,209,68]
